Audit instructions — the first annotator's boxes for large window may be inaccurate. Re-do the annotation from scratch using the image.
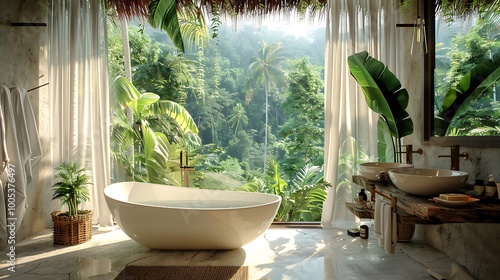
[108,17,327,222]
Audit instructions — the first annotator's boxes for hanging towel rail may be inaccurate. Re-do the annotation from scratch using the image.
[11,22,47,27]
[27,83,49,92]
[370,183,397,213]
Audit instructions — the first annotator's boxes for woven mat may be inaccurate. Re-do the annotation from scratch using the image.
[115,265,248,280]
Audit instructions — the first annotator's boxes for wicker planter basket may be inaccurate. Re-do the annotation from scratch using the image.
[51,210,93,245]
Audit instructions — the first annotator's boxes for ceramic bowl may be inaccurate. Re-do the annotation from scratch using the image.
[358,162,414,181]
[388,168,469,196]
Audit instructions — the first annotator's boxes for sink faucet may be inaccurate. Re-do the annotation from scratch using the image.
[180,151,195,187]
[397,144,423,164]
[438,145,468,170]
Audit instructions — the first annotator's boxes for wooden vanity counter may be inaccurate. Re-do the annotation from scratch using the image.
[347,175,500,224]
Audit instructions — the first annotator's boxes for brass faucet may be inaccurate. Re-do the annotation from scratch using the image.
[180,151,194,187]
[397,144,423,164]
[438,145,468,170]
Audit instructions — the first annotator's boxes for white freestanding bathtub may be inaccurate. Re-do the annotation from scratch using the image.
[104,182,281,250]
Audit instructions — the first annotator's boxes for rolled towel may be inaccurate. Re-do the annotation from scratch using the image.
[374,194,384,245]
[378,202,387,246]
[383,203,392,254]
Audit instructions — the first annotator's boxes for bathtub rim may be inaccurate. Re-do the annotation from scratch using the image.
[104,181,282,211]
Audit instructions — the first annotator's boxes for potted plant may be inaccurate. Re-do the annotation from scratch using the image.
[51,161,92,245]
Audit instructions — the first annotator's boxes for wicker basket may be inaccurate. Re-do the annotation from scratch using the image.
[51,210,93,245]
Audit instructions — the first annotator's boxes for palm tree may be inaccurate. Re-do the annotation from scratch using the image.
[228,103,248,137]
[245,41,289,171]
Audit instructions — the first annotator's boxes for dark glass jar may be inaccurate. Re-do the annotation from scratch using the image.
[360,225,369,239]
[358,189,367,202]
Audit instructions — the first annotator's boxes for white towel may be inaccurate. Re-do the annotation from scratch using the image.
[383,203,398,254]
[374,194,383,245]
[374,195,397,254]
[9,87,42,184]
[383,204,391,252]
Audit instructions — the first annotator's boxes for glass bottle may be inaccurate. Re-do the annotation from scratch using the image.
[358,189,367,202]
[360,225,369,239]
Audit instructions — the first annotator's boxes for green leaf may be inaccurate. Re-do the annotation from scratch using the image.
[141,122,156,160]
[436,54,500,135]
[148,0,184,52]
[348,51,413,139]
[110,76,140,109]
[137,93,160,116]
[377,117,395,162]
[267,160,287,195]
[152,100,199,135]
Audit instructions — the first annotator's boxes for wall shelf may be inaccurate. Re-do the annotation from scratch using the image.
[350,175,500,224]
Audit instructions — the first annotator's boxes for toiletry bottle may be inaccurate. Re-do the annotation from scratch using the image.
[360,225,369,239]
[486,175,497,197]
[474,179,485,196]
[358,189,367,202]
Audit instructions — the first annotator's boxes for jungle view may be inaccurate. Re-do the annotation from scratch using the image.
[433,8,500,136]
[107,15,329,222]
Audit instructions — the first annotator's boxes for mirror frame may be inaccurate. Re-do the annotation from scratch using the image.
[422,0,500,148]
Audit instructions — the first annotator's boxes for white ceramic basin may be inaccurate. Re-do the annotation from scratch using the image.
[359,162,414,181]
[388,168,469,196]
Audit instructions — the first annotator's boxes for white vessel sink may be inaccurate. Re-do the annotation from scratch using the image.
[358,162,413,181]
[388,168,469,196]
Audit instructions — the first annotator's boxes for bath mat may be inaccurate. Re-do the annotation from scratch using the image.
[115,265,248,280]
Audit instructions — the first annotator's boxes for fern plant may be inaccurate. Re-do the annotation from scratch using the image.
[52,162,91,218]
[237,160,329,222]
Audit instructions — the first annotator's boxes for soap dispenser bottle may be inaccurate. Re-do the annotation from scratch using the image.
[486,175,497,197]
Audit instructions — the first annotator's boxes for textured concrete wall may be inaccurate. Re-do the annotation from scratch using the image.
[0,0,53,249]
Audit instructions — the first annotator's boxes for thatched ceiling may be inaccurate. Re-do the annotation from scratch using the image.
[435,0,499,18]
[104,0,497,21]
[104,0,327,20]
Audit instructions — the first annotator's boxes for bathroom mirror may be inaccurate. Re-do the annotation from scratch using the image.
[423,1,500,147]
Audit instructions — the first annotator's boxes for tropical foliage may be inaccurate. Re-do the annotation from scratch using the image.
[110,76,201,184]
[433,9,500,136]
[434,55,500,135]
[108,21,328,221]
[237,160,329,222]
[347,51,413,162]
[52,162,91,218]
[279,59,324,178]
[245,41,290,171]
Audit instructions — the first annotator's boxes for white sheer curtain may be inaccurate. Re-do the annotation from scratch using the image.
[49,0,113,227]
[321,0,401,228]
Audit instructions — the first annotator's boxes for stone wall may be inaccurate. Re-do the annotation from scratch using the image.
[0,0,53,249]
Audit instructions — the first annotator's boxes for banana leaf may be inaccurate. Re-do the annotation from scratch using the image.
[348,51,413,140]
[148,0,184,52]
[110,76,140,109]
[377,117,395,162]
[435,54,500,136]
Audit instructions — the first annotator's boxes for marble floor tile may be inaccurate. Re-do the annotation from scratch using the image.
[0,224,456,280]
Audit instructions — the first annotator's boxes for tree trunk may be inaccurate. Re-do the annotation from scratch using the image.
[120,18,135,179]
[263,86,269,171]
